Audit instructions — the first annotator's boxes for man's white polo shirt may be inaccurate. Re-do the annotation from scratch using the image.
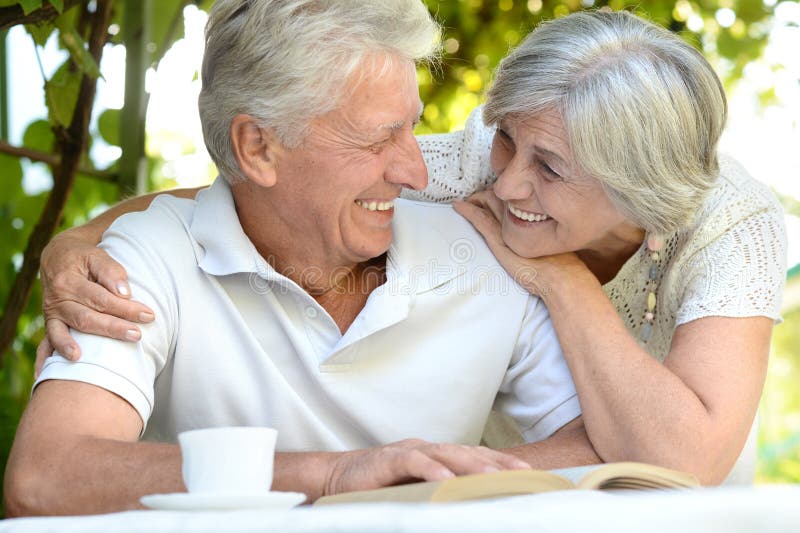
[37,178,580,450]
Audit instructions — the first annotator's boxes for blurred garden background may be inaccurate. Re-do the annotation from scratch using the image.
[0,0,798,514]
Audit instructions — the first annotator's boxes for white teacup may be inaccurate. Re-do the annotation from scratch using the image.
[178,426,278,494]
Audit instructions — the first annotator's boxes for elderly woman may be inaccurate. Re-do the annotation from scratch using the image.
[438,11,787,484]
[37,10,785,485]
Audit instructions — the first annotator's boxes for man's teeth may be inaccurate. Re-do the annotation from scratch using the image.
[356,200,394,212]
[508,205,550,222]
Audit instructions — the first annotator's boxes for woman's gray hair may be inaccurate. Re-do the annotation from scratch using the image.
[484,10,727,235]
[199,0,441,183]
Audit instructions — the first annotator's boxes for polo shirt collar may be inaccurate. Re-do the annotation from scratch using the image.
[190,177,261,276]
[388,200,466,295]
[190,181,463,297]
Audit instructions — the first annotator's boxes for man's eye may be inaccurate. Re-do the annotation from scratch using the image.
[369,140,390,154]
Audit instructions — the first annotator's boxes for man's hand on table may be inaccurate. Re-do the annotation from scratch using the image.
[322,439,531,497]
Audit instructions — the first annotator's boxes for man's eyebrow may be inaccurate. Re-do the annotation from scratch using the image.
[377,104,425,131]
[379,120,405,131]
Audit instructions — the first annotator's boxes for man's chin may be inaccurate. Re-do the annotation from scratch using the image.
[348,232,393,263]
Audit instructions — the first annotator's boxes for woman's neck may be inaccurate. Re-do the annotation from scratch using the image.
[577,225,646,285]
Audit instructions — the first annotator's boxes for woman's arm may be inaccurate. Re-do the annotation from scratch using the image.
[541,269,770,485]
[38,187,203,371]
[454,198,774,485]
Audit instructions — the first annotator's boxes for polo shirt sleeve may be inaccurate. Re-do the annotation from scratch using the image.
[493,295,581,442]
[35,205,179,431]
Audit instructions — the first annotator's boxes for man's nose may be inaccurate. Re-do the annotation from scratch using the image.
[386,128,428,191]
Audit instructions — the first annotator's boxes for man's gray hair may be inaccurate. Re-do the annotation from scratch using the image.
[484,10,727,235]
[199,0,441,183]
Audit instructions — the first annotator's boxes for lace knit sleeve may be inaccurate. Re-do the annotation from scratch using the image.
[676,203,787,325]
[402,106,496,203]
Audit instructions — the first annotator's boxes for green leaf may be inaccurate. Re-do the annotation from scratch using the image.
[22,119,55,153]
[56,25,101,79]
[16,0,42,15]
[0,154,23,204]
[49,0,63,13]
[44,60,81,127]
[150,0,187,64]
[24,21,55,47]
[97,108,121,147]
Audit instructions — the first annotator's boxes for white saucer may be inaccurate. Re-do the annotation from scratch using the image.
[140,490,307,511]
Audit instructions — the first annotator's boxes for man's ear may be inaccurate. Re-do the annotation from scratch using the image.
[229,114,282,188]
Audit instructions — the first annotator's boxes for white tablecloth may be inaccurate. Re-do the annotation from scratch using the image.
[3,485,799,532]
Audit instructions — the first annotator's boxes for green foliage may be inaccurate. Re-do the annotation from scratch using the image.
[24,20,54,46]
[43,59,81,127]
[417,0,777,133]
[758,304,800,483]
[22,119,54,152]
[16,0,42,16]
[55,20,101,79]
[97,108,121,147]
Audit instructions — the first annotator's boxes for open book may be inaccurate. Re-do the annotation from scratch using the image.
[315,462,699,505]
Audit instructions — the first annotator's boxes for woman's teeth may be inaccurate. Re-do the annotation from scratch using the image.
[356,200,394,212]
[508,204,551,222]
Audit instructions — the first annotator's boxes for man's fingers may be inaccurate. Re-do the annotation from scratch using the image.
[52,301,143,342]
[388,449,455,483]
[478,446,531,471]
[423,443,515,475]
[46,319,81,360]
[87,250,132,299]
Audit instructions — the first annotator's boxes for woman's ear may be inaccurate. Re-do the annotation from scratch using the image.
[229,114,282,187]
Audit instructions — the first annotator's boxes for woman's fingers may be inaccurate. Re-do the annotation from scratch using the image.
[464,189,506,222]
[45,319,80,361]
[72,280,154,324]
[454,200,546,296]
[453,200,508,253]
[49,301,143,343]
[87,249,133,299]
[34,336,54,378]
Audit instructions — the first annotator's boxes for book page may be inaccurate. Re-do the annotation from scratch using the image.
[549,465,605,486]
[552,462,699,490]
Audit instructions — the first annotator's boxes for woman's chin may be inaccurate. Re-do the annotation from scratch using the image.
[502,228,545,259]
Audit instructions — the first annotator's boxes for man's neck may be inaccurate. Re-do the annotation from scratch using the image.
[231,182,387,332]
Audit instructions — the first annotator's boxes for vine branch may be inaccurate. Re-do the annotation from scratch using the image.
[0,0,83,31]
[0,0,114,362]
[0,140,119,182]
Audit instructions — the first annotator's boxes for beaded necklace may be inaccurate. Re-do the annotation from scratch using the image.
[641,235,664,342]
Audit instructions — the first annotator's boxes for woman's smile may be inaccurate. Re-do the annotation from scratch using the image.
[507,203,552,223]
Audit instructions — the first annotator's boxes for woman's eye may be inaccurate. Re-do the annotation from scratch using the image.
[497,128,513,143]
[538,159,562,180]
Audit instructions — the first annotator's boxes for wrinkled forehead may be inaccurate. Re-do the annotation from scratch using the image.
[505,108,571,146]
[332,56,423,133]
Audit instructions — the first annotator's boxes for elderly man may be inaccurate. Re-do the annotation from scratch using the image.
[4,0,596,516]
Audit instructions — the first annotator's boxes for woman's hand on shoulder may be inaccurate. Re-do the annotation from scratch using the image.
[36,227,154,377]
[453,191,594,299]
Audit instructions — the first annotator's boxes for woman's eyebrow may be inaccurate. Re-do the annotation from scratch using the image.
[537,147,567,166]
